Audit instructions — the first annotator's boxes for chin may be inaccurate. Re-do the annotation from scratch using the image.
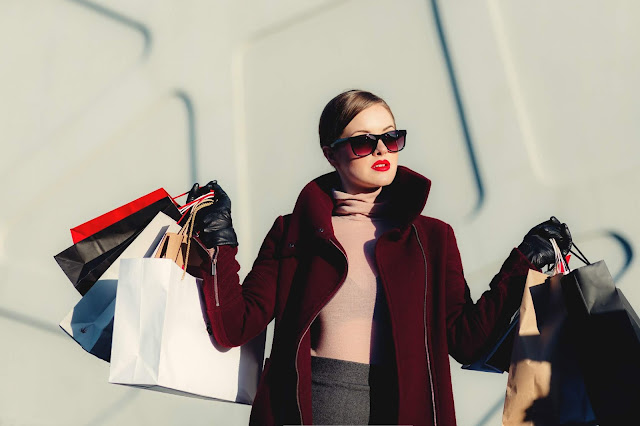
[365,169,397,188]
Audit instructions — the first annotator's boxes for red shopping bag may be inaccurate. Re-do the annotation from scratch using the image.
[70,188,216,243]
[70,188,174,243]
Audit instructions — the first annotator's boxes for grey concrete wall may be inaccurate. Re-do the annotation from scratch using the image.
[1,0,638,424]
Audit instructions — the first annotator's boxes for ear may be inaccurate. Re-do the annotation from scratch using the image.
[322,146,338,168]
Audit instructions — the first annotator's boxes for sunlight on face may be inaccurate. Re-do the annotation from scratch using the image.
[323,103,399,194]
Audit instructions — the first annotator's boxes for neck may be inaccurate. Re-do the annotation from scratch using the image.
[332,187,388,217]
[337,176,382,196]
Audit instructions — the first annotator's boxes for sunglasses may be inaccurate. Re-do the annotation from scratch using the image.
[329,130,407,157]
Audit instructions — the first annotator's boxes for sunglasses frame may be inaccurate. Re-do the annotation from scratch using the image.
[329,130,407,157]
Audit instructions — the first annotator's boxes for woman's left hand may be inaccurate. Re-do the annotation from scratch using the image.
[517,216,572,269]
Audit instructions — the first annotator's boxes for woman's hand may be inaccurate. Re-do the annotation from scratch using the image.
[517,216,572,269]
[187,181,238,248]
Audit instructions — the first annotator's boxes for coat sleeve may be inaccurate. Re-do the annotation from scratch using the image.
[199,216,285,348]
[443,223,535,364]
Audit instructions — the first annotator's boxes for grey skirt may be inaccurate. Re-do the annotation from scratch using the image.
[311,356,398,425]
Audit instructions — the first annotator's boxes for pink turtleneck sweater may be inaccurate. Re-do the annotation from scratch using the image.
[309,187,396,365]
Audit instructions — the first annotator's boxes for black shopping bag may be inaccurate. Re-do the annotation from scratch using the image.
[561,260,640,425]
[462,310,519,373]
[59,211,182,361]
[54,197,181,295]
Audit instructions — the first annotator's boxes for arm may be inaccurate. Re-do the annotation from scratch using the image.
[200,216,285,348]
[184,181,283,348]
[444,224,533,365]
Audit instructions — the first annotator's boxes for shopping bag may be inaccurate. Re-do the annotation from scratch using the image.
[561,259,640,425]
[463,253,573,374]
[70,188,173,244]
[109,257,265,403]
[153,198,214,272]
[59,211,181,361]
[462,310,519,373]
[503,240,595,425]
[54,196,181,295]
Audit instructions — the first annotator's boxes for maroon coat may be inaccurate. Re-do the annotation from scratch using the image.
[198,166,534,425]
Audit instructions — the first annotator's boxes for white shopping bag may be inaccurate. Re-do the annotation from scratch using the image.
[59,211,180,361]
[109,257,265,404]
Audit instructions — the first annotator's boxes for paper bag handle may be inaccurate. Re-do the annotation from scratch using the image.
[569,243,590,265]
[178,199,213,270]
[548,238,591,271]
[156,198,214,279]
[550,238,570,275]
[172,190,216,215]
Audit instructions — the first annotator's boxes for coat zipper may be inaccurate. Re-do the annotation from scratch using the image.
[212,247,220,306]
[295,238,348,425]
[412,224,437,426]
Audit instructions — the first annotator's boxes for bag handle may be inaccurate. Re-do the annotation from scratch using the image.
[549,239,591,272]
[154,198,214,279]
[550,238,570,274]
[569,243,590,265]
[172,190,216,215]
[177,199,214,278]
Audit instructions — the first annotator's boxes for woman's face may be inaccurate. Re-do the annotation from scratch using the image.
[323,103,399,194]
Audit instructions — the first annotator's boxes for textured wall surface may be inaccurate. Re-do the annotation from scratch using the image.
[1,0,638,424]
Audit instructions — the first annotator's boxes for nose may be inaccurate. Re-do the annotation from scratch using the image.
[374,138,388,155]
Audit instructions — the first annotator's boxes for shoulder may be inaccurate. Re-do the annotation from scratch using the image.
[266,214,292,232]
[414,215,453,233]
[263,214,297,257]
[282,213,292,228]
[412,215,458,246]
[412,217,463,262]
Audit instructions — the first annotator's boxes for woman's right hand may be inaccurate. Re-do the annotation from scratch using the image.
[187,181,238,248]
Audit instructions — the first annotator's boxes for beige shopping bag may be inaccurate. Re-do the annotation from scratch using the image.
[154,199,213,272]
[502,240,595,425]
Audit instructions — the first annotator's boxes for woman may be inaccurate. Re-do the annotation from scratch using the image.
[187,90,572,425]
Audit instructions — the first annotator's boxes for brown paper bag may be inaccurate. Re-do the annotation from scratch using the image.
[154,231,189,268]
[154,199,214,276]
[502,265,595,425]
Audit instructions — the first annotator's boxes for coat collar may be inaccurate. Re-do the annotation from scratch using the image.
[289,166,432,241]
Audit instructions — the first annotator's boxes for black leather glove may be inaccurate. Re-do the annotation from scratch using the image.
[518,216,572,269]
[186,181,238,248]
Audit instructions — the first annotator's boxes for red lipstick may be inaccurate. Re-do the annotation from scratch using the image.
[372,160,390,172]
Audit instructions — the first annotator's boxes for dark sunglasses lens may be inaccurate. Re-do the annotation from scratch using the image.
[350,136,377,156]
[382,131,405,152]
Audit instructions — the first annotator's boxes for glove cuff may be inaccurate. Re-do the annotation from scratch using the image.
[517,241,535,262]
[200,227,238,248]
